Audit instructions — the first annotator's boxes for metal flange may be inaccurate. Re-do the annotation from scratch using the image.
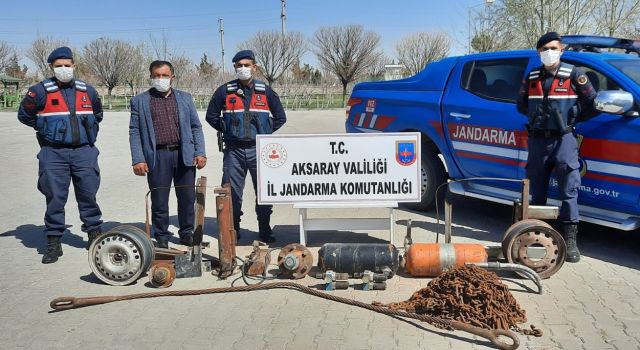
[277,243,313,279]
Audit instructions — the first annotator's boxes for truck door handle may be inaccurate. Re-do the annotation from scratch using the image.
[450,112,471,119]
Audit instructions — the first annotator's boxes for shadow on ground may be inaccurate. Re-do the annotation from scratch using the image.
[0,221,146,255]
[201,216,387,247]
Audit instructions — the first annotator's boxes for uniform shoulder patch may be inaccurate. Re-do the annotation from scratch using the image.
[577,75,588,85]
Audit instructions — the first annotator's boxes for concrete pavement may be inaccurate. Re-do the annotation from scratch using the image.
[1,110,639,350]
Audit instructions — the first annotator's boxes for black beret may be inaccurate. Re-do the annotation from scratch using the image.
[232,50,255,63]
[47,47,73,63]
[536,32,562,49]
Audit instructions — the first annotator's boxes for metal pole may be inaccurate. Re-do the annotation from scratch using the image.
[218,18,225,75]
[540,0,544,33]
[281,0,287,89]
[281,0,286,36]
[468,7,472,54]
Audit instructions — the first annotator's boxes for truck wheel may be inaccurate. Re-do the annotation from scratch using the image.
[406,153,447,211]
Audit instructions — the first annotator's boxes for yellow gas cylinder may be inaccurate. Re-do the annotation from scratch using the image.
[404,243,488,277]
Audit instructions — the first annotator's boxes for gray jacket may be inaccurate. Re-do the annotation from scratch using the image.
[129,89,206,169]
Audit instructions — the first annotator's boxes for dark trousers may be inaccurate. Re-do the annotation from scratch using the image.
[37,145,102,237]
[147,149,196,241]
[222,145,273,232]
[526,132,581,223]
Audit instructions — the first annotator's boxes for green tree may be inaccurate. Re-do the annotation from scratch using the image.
[5,53,27,79]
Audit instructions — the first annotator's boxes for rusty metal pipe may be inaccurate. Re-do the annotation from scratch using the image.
[470,262,543,294]
[216,184,236,278]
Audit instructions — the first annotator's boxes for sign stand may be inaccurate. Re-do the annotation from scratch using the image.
[293,201,398,245]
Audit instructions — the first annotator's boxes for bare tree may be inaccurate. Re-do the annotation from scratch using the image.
[26,36,69,79]
[124,43,151,96]
[312,25,383,106]
[594,0,640,37]
[469,5,517,52]
[169,54,194,89]
[148,30,171,61]
[365,54,387,81]
[83,37,135,109]
[237,30,307,85]
[0,41,16,73]
[477,0,598,49]
[395,32,450,75]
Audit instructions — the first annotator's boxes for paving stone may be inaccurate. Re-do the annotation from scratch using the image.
[3,111,640,349]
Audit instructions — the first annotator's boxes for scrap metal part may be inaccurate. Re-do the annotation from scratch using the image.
[470,262,543,294]
[50,281,520,350]
[88,225,155,286]
[361,270,388,291]
[502,219,566,279]
[216,184,236,278]
[245,241,271,277]
[277,243,313,279]
[149,261,176,288]
[317,243,399,278]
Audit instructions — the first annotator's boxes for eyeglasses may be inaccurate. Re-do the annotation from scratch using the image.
[540,46,561,51]
[234,63,253,68]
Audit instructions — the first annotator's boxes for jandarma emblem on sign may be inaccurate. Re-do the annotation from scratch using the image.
[396,141,417,166]
[260,143,287,168]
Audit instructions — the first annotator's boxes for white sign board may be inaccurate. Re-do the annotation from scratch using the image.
[257,133,421,204]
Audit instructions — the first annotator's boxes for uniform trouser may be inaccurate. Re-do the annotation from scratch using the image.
[526,132,580,223]
[147,149,196,241]
[37,145,102,237]
[222,145,273,231]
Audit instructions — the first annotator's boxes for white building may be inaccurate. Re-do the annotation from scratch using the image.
[384,64,406,81]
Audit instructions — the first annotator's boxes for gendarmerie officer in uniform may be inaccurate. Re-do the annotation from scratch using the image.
[205,50,286,243]
[18,47,104,264]
[517,32,598,263]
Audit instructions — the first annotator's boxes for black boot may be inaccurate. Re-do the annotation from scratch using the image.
[563,224,581,263]
[42,236,63,264]
[258,218,275,243]
[179,234,195,247]
[87,229,102,250]
[154,237,169,249]
[234,220,241,240]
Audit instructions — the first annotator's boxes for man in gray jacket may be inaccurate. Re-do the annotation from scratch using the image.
[129,60,206,248]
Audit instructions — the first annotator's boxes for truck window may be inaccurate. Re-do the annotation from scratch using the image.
[609,59,640,86]
[566,62,623,92]
[461,58,529,103]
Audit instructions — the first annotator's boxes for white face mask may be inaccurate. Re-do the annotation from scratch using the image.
[540,49,561,67]
[235,66,252,81]
[53,67,74,83]
[151,78,171,92]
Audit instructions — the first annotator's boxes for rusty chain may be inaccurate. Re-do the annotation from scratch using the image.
[375,264,543,337]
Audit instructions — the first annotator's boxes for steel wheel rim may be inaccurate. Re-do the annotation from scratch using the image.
[502,219,566,279]
[88,232,145,285]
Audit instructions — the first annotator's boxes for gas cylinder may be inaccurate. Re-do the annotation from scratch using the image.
[317,243,399,278]
[404,243,487,277]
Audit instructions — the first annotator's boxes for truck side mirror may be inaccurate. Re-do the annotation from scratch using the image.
[594,90,634,115]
